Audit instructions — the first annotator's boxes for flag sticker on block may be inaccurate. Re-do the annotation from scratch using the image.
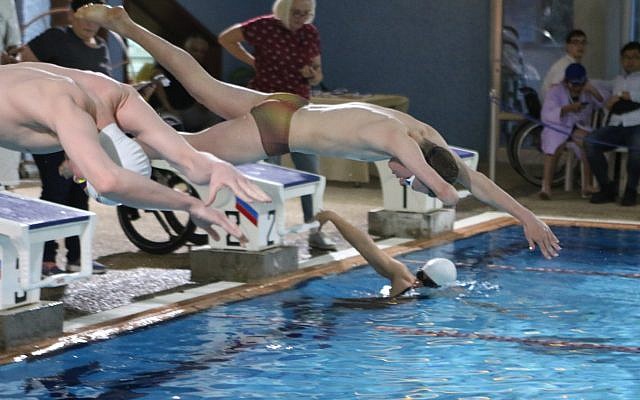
[235,197,258,226]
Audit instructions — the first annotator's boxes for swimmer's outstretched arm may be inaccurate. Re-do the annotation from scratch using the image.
[393,140,459,206]
[112,84,270,206]
[42,89,247,243]
[404,126,560,258]
[76,4,266,119]
[316,210,417,297]
[453,159,561,259]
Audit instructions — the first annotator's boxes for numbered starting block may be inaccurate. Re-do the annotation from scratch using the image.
[150,161,325,283]
[152,161,325,252]
[210,162,324,251]
[0,191,96,310]
[369,146,479,238]
[374,146,478,212]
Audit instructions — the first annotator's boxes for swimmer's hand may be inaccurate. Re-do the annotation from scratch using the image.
[203,158,271,206]
[315,209,338,229]
[189,202,248,245]
[522,216,561,259]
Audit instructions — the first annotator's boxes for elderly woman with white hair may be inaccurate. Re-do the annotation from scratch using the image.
[218,0,334,250]
[218,0,321,97]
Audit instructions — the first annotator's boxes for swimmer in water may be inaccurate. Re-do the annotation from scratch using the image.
[315,210,456,298]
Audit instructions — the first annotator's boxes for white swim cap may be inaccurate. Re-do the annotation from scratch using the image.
[85,123,151,205]
[416,258,457,287]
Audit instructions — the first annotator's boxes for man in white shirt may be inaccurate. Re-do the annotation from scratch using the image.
[540,30,587,100]
[586,41,640,206]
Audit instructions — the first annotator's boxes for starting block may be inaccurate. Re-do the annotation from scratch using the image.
[369,146,479,238]
[209,162,325,251]
[150,161,325,283]
[0,191,96,310]
[152,161,325,252]
[374,146,479,212]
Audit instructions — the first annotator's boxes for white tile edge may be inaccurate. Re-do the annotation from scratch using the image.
[63,281,244,332]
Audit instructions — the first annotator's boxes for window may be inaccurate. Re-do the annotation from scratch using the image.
[127,40,155,82]
[504,0,573,45]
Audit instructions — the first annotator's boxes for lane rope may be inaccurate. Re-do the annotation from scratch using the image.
[376,325,640,354]
[401,258,640,280]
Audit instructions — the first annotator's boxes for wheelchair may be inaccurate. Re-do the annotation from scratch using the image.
[506,90,605,188]
[117,166,208,254]
[115,107,207,254]
[507,120,571,187]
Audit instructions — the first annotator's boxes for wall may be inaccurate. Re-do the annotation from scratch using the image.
[179,0,492,154]
[575,0,626,80]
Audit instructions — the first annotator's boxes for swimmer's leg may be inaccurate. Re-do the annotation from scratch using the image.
[113,84,270,203]
[77,4,266,119]
[110,84,192,161]
[183,115,268,164]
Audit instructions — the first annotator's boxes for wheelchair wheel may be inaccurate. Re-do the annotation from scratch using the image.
[117,168,205,254]
[508,121,571,187]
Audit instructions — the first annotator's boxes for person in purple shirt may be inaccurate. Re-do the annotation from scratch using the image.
[539,63,603,200]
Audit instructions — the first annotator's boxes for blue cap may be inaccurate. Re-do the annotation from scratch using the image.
[565,63,587,84]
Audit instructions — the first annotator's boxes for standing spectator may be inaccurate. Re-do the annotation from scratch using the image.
[19,0,110,275]
[539,63,602,200]
[540,29,587,99]
[218,0,336,251]
[587,41,640,207]
[0,0,22,189]
[148,34,220,132]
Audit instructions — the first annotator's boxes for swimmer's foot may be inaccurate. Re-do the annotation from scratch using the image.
[75,4,132,34]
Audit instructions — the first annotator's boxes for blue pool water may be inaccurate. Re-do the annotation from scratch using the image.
[1,225,639,399]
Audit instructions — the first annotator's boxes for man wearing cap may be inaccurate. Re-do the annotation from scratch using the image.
[315,210,457,298]
[539,63,603,200]
[587,41,640,206]
[540,30,588,100]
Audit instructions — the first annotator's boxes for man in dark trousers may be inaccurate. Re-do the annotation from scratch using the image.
[20,0,111,276]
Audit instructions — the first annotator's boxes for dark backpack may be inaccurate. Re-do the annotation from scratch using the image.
[610,99,640,115]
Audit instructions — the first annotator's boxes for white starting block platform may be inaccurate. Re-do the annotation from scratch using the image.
[0,191,95,310]
[374,146,479,212]
[369,146,479,238]
[152,161,325,252]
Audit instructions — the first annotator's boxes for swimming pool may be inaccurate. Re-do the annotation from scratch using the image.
[1,222,639,399]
